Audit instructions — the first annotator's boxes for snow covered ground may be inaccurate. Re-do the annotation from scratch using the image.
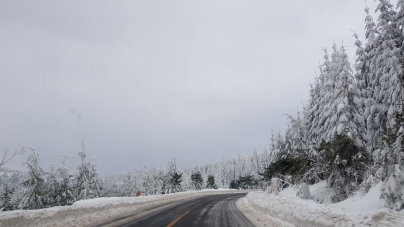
[244,181,404,227]
[0,189,236,227]
[236,196,293,227]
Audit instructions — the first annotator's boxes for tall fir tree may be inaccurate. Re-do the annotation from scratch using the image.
[164,155,182,194]
[308,44,364,146]
[46,155,74,206]
[56,155,74,205]
[20,152,46,210]
[75,139,102,200]
[366,1,403,153]
[308,48,332,146]
[353,32,367,134]
[334,45,366,146]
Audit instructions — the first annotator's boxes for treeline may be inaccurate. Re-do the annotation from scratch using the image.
[0,143,274,211]
[260,1,404,210]
[102,150,274,197]
[0,141,102,210]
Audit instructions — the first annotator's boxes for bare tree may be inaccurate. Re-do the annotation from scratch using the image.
[0,146,33,169]
[0,148,17,169]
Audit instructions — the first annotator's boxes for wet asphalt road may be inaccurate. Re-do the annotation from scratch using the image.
[95,193,255,227]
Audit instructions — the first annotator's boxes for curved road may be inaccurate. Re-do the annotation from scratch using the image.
[94,193,255,227]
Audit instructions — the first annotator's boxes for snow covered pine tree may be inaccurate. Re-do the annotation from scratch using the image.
[19,152,46,210]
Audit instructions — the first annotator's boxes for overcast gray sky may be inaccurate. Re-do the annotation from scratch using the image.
[0,0,384,175]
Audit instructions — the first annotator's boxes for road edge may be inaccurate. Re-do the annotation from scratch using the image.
[236,196,294,227]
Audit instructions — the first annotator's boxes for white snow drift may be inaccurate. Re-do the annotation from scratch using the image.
[245,181,404,227]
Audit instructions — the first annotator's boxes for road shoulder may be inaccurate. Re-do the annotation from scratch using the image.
[236,197,294,227]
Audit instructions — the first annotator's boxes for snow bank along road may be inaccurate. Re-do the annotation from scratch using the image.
[95,193,254,227]
[245,183,404,227]
[0,190,257,227]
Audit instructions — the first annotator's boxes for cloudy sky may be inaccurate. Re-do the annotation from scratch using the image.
[0,0,384,175]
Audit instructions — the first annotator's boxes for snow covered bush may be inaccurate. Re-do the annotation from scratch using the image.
[318,134,370,202]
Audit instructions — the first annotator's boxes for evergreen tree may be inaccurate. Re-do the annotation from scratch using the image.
[88,157,102,197]
[154,170,166,195]
[364,6,378,42]
[20,152,46,210]
[367,1,403,153]
[260,154,312,185]
[306,76,321,146]
[308,48,333,146]
[307,44,366,147]
[251,149,261,176]
[0,184,15,211]
[359,7,377,153]
[238,175,258,189]
[260,146,274,173]
[206,175,217,189]
[398,1,404,38]
[336,45,366,146]
[164,156,182,193]
[46,155,74,206]
[318,135,370,202]
[229,179,239,189]
[304,44,368,188]
[353,32,367,135]
[285,111,309,156]
[168,172,182,193]
[190,172,203,190]
[220,160,228,188]
[75,139,102,200]
[55,155,74,205]
[45,164,59,206]
[380,113,404,210]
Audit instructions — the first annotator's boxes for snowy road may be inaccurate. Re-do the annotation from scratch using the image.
[93,193,255,227]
